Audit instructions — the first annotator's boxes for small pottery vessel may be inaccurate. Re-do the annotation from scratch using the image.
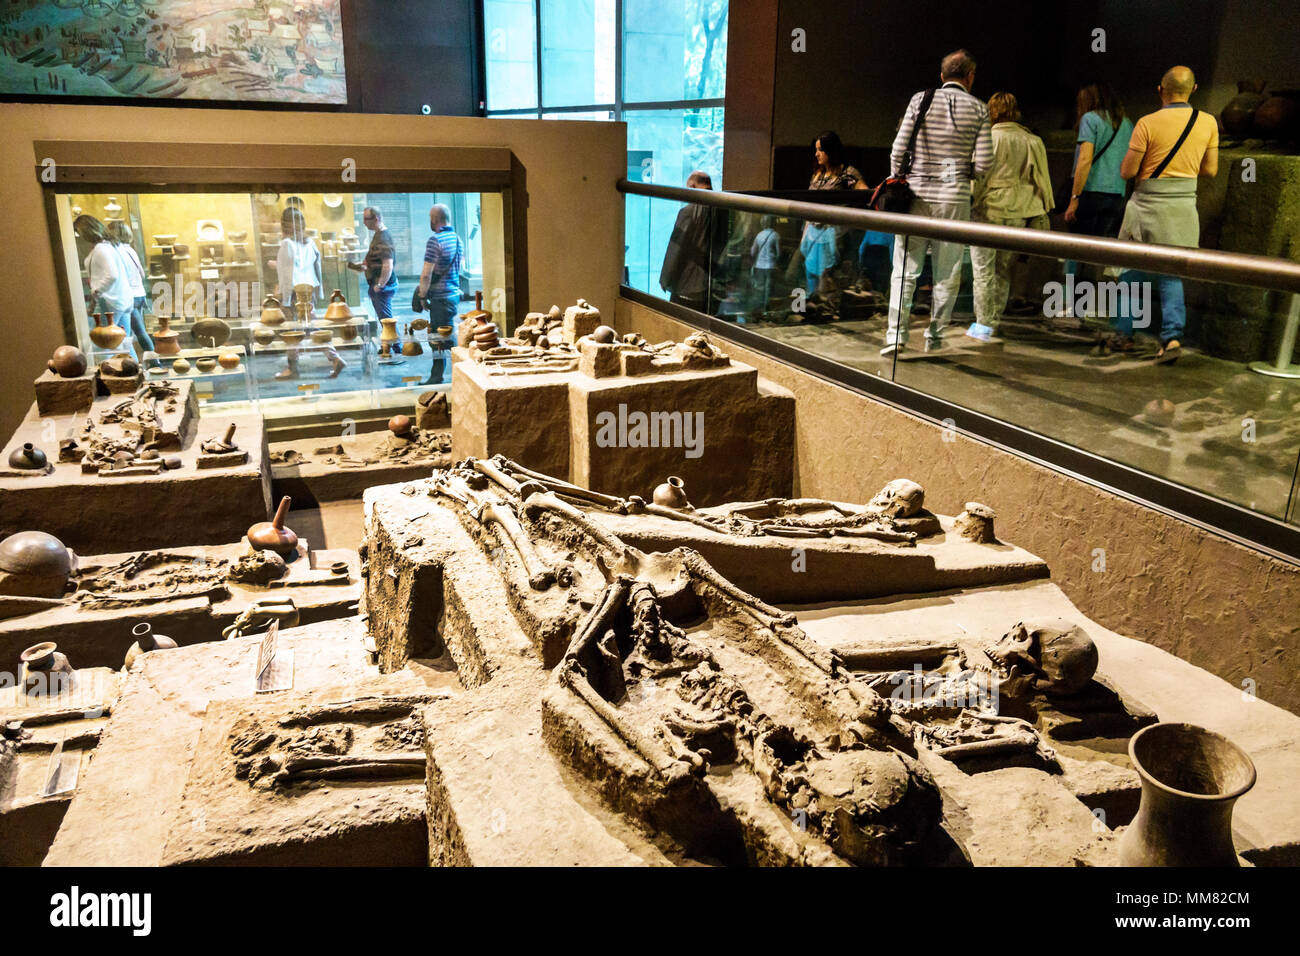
[20,642,74,697]
[246,496,300,558]
[48,345,88,378]
[217,350,241,371]
[379,317,400,354]
[280,329,306,346]
[591,325,617,344]
[437,325,453,338]
[402,329,423,356]
[310,328,334,344]
[1222,81,1269,137]
[195,356,218,373]
[652,476,690,509]
[409,317,430,332]
[191,317,232,347]
[388,414,412,437]
[172,357,191,374]
[99,353,139,378]
[147,366,169,377]
[324,289,353,322]
[124,622,178,669]
[1253,90,1300,139]
[89,313,126,350]
[253,328,276,346]
[152,314,181,356]
[339,321,359,342]
[1119,722,1256,867]
[8,442,47,470]
[260,294,288,326]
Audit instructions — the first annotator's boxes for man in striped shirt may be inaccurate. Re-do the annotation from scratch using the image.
[418,203,464,324]
[883,49,994,355]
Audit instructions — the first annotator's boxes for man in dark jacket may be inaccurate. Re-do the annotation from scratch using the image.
[659,171,725,313]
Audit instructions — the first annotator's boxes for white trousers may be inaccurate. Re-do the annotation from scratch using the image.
[970,212,1050,328]
[885,197,970,345]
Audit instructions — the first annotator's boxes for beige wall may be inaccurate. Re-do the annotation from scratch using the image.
[0,104,626,438]
[617,297,1300,715]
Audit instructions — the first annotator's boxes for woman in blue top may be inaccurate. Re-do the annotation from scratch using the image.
[1064,82,1133,240]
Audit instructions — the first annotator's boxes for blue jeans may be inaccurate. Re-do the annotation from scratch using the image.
[368,284,396,319]
[1113,270,1185,344]
[129,296,153,352]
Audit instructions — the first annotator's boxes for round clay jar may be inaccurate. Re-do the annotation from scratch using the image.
[195,356,218,373]
[388,414,413,437]
[172,358,191,374]
[48,345,88,378]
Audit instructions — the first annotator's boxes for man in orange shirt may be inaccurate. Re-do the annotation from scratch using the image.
[1112,65,1218,363]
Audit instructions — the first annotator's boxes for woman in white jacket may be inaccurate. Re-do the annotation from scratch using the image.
[106,219,153,355]
[275,207,344,379]
[74,215,137,357]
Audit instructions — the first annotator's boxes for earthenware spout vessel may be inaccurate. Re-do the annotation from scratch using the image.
[88,313,126,350]
[1118,722,1256,867]
[8,442,47,470]
[652,476,690,509]
[247,496,299,558]
[153,314,181,355]
[125,622,178,669]
[324,289,353,322]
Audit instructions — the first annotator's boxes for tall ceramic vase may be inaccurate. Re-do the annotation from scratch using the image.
[1118,722,1256,867]
[379,317,400,356]
[153,314,181,355]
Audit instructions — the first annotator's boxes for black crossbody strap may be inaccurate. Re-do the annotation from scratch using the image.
[1092,123,1119,163]
[899,87,937,177]
[1148,109,1200,180]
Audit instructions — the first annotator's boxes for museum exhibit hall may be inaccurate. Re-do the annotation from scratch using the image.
[1,0,1298,922]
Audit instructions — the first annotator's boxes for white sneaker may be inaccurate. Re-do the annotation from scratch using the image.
[965,322,995,342]
[880,342,905,357]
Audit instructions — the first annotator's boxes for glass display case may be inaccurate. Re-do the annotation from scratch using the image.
[51,185,510,423]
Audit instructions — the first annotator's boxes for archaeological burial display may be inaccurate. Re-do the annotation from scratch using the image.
[1,285,1293,871]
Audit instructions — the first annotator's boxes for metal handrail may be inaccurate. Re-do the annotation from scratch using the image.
[619,179,1300,294]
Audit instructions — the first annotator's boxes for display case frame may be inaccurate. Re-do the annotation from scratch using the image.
[36,140,525,425]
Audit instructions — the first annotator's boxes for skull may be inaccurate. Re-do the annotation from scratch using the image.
[983,619,1098,695]
[868,479,925,518]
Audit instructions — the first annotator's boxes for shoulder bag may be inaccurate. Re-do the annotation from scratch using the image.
[870,88,936,213]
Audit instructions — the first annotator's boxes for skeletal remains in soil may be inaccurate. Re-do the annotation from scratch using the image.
[425,456,1091,862]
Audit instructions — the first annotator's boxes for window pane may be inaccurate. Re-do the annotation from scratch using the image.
[542,111,616,121]
[624,0,728,103]
[485,0,538,111]
[541,0,615,108]
[625,107,725,188]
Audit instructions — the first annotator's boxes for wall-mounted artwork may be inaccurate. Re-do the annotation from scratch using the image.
[0,1,346,104]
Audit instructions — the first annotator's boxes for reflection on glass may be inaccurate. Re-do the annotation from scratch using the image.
[540,0,616,109]
[625,193,1300,524]
[623,0,728,102]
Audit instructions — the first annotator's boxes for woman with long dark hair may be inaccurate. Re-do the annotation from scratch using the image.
[1064,82,1133,238]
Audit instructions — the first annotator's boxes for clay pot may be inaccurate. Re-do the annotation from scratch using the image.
[100,353,139,378]
[124,622,178,669]
[339,321,359,342]
[191,317,232,347]
[8,442,47,470]
[1119,723,1256,867]
[437,325,453,338]
[20,642,73,697]
[260,294,288,326]
[323,289,353,322]
[402,330,424,356]
[89,313,126,350]
[195,356,218,373]
[217,350,241,371]
[246,496,300,558]
[1222,90,1269,137]
[409,317,430,332]
[153,314,181,356]
[652,476,690,509]
[591,325,617,344]
[48,345,88,378]
[172,357,191,374]
[1253,91,1300,139]
[310,328,334,344]
[253,328,276,346]
[280,329,306,346]
[0,530,74,597]
[379,317,400,353]
[147,366,169,377]
[388,414,412,437]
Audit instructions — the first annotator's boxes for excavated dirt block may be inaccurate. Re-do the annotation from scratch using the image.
[33,369,95,417]
[451,360,570,479]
